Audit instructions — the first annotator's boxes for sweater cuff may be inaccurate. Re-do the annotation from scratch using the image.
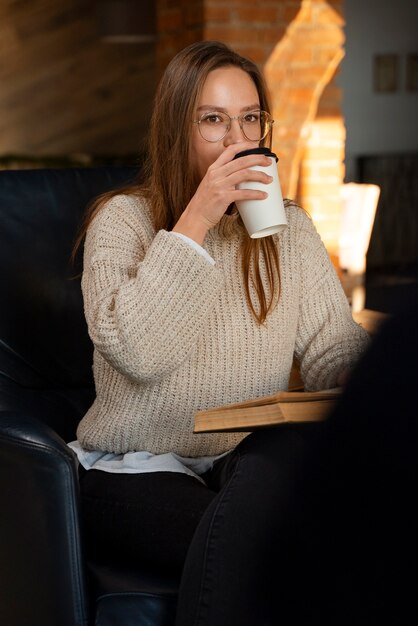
[170,231,215,266]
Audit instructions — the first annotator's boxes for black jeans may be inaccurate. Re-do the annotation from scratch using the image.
[175,425,325,626]
[79,424,324,626]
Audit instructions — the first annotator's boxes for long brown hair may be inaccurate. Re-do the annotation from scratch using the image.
[73,41,281,323]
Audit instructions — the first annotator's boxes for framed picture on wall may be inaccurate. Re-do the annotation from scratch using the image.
[406,54,418,92]
[373,54,399,93]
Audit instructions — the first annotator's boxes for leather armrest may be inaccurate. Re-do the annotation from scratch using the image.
[0,410,90,626]
[0,409,75,453]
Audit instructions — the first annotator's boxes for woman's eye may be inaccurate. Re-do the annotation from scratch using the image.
[202,113,223,124]
[243,112,260,124]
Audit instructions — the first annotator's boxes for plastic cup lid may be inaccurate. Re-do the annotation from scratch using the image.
[233,147,278,162]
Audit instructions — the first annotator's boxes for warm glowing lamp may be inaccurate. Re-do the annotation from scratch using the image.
[339,183,380,311]
[339,183,380,274]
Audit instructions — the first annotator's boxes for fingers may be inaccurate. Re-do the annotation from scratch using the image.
[231,187,268,202]
[229,166,273,187]
[211,144,272,180]
[207,157,273,191]
[183,143,274,237]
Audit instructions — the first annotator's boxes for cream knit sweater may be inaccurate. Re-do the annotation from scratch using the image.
[77,194,369,457]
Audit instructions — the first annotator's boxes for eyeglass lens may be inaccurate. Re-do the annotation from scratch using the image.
[198,111,271,142]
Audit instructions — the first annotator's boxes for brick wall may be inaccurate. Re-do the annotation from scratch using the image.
[157,0,298,71]
[157,0,345,258]
[157,0,204,72]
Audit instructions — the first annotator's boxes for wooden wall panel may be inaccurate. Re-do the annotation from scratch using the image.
[0,0,156,157]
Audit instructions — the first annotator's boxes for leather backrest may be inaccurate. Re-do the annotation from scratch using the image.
[0,167,138,390]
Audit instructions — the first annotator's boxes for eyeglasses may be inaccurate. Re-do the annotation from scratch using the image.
[193,110,274,143]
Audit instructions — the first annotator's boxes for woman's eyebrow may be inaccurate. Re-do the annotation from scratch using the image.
[196,103,261,112]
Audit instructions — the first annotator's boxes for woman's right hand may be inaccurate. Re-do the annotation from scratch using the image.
[172,142,273,245]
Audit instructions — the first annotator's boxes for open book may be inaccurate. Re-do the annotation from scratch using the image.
[194,388,342,433]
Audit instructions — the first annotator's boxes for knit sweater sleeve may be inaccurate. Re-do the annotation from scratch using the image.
[292,208,370,390]
[81,195,224,383]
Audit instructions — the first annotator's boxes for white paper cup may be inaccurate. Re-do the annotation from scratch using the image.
[234,148,288,238]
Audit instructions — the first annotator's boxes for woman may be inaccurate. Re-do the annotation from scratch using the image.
[70,41,369,625]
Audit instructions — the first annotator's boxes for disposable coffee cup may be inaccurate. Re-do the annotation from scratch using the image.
[234,147,288,238]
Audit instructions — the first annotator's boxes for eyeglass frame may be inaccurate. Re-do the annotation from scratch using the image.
[192,109,274,143]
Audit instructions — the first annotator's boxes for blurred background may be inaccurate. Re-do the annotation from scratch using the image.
[1,0,417,313]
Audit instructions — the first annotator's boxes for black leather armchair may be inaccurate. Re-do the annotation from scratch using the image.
[0,168,179,626]
[3,167,416,626]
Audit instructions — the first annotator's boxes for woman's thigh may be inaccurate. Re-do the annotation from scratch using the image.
[79,469,216,574]
[176,424,325,625]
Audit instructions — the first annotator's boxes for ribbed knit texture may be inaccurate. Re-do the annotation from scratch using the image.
[77,194,369,456]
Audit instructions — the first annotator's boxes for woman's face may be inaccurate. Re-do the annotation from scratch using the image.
[190,66,261,181]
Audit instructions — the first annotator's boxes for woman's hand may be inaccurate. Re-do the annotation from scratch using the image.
[172,142,273,245]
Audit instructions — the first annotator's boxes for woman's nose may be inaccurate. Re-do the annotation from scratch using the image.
[223,118,244,146]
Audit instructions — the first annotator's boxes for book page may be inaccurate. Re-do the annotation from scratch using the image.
[194,399,337,433]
